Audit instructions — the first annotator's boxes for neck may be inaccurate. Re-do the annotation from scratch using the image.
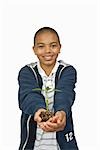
[40,63,56,76]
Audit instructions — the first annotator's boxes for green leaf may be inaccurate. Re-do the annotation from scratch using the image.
[32,87,61,111]
[32,88,42,91]
[54,89,62,92]
[46,86,52,91]
[46,88,62,93]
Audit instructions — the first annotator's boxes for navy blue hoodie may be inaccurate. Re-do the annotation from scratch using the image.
[18,60,79,150]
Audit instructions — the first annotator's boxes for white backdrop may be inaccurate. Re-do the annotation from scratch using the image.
[0,0,100,150]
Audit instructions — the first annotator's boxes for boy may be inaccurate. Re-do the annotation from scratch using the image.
[18,27,79,150]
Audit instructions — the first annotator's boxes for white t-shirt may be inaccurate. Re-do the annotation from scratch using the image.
[34,61,60,150]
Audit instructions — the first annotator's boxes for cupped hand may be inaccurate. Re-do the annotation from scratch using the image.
[34,108,46,123]
[39,111,66,132]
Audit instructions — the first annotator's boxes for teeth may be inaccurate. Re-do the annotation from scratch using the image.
[44,56,52,58]
[44,56,52,60]
[45,56,52,58]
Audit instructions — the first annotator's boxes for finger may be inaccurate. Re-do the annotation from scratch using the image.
[41,120,66,132]
[39,122,54,132]
[38,122,45,129]
[43,124,57,132]
[46,120,57,126]
[34,115,42,123]
[44,123,65,132]
[34,109,46,122]
[46,117,64,129]
[34,112,39,122]
[55,111,66,122]
[37,116,42,123]
[46,121,59,130]
[57,116,66,129]
[43,121,58,131]
[51,116,59,123]
[57,118,61,124]
[55,112,63,121]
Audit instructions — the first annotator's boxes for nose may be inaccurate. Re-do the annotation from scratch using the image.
[45,45,51,53]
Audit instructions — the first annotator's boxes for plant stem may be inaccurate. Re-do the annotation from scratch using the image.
[45,89,49,111]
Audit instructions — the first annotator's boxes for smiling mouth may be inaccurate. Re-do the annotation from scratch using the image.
[43,55,53,60]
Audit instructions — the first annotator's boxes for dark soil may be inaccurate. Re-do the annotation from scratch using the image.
[40,110,54,122]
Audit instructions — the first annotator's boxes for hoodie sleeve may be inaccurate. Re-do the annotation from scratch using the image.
[18,66,46,116]
[54,66,77,117]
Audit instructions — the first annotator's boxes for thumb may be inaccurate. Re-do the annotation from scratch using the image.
[36,116,42,123]
[34,108,46,123]
[55,111,63,122]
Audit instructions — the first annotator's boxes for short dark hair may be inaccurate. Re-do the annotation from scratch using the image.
[34,27,60,45]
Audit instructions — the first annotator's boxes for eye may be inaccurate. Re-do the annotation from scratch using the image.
[51,44,57,48]
[38,45,44,48]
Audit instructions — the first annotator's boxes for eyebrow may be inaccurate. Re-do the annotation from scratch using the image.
[36,42,58,45]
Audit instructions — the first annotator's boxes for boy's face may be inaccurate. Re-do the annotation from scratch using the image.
[33,31,61,68]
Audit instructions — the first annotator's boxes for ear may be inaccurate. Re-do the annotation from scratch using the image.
[59,44,61,53]
[32,46,36,55]
[60,43,61,49]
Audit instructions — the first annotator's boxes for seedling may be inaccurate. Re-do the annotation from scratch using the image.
[32,87,61,121]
